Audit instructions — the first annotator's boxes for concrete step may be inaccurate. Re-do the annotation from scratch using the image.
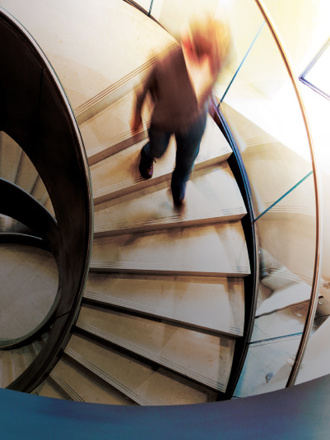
[0,346,33,388]
[3,0,176,113]
[0,335,47,389]
[15,152,38,194]
[91,222,250,277]
[77,304,235,391]
[0,351,13,388]
[0,131,21,182]
[11,346,35,381]
[48,358,133,405]
[80,90,151,165]
[33,379,66,400]
[0,133,39,194]
[0,132,50,205]
[85,273,244,336]
[31,176,52,209]
[65,333,218,406]
[94,163,246,237]
[91,115,232,205]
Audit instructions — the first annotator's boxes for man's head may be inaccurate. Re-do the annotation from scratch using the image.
[182,15,230,74]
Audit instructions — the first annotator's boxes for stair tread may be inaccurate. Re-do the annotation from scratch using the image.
[66,334,217,406]
[15,153,38,194]
[4,1,176,111]
[31,177,50,207]
[11,346,35,377]
[91,115,232,204]
[94,163,246,236]
[0,351,13,388]
[77,305,235,391]
[80,90,151,164]
[85,273,244,336]
[91,222,250,276]
[34,380,66,400]
[0,132,21,182]
[0,346,38,388]
[49,358,133,405]
[1,132,49,205]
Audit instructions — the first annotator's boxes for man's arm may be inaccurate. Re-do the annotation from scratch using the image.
[131,66,156,133]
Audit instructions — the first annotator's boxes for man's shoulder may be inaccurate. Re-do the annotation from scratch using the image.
[155,43,181,68]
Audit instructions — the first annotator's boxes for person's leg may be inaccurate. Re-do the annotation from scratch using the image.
[139,125,171,179]
[171,111,207,206]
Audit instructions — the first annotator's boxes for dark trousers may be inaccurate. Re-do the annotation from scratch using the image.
[142,111,207,203]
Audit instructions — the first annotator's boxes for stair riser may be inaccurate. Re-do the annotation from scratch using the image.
[89,266,249,277]
[76,76,144,126]
[82,297,243,337]
[88,130,148,166]
[94,213,246,238]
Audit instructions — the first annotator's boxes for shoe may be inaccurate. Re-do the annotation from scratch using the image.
[139,148,153,179]
[172,193,185,211]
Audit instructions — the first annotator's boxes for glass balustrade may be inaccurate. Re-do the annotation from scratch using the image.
[129,0,153,15]
[234,174,317,396]
[217,2,320,395]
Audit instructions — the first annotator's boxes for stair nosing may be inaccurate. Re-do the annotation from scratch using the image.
[64,346,150,406]
[75,43,177,116]
[94,207,247,237]
[89,262,250,278]
[49,371,85,402]
[92,147,232,204]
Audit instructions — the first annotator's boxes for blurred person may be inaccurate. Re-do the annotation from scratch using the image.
[131,15,230,208]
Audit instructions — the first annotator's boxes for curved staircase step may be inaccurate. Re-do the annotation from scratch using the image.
[48,358,133,405]
[33,379,66,400]
[0,334,48,389]
[0,346,33,388]
[31,177,52,209]
[80,90,151,165]
[91,222,250,277]
[94,163,247,237]
[0,351,13,388]
[0,132,50,205]
[85,273,244,336]
[2,0,252,405]
[15,153,38,194]
[3,0,176,112]
[0,132,21,182]
[91,115,232,204]
[65,333,218,406]
[11,346,35,378]
[76,304,235,392]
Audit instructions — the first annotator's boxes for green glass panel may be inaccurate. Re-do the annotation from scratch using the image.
[235,174,317,397]
[220,22,313,219]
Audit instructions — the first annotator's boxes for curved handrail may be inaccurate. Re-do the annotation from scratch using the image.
[253,0,323,386]
[0,7,93,391]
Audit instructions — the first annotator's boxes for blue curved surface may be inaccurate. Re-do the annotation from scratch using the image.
[1,375,330,439]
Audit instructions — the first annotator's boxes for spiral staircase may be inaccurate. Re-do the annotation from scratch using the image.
[0,0,325,435]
